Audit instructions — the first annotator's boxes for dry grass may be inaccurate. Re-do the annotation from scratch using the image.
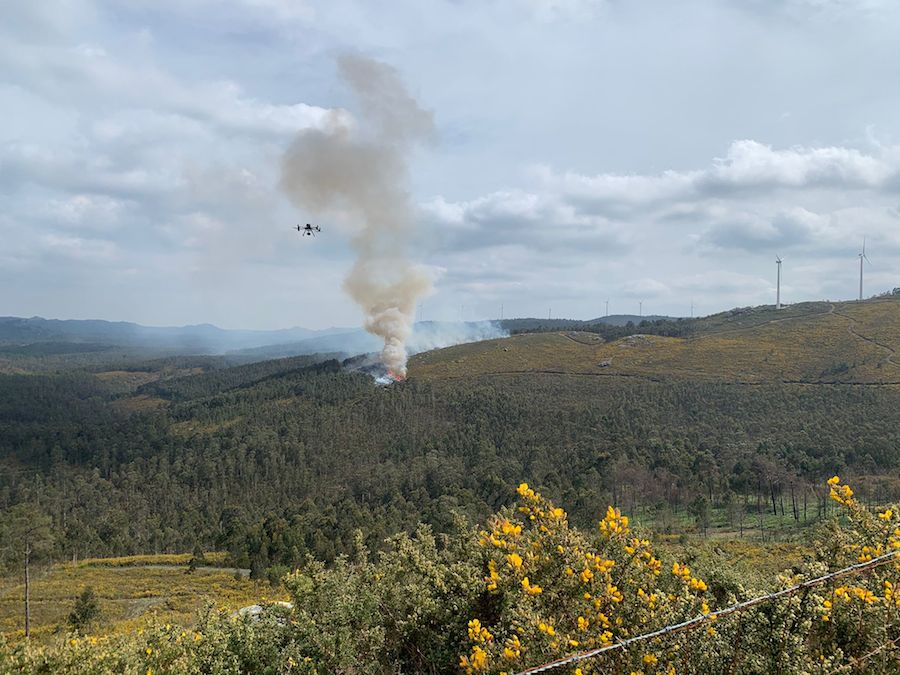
[656,538,809,586]
[110,394,169,414]
[93,370,160,388]
[0,554,283,643]
[75,553,227,568]
[410,297,900,384]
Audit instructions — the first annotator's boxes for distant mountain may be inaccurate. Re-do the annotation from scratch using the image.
[0,316,352,354]
[228,321,509,360]
[0,316,511,361]
[228,329,379,359]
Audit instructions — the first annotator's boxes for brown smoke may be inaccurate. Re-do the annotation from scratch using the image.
[280,55,434,377]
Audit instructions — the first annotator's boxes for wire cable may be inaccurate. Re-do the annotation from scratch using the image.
[515,549,900,675]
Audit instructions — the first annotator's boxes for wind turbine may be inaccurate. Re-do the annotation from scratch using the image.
[858,238,870,301]
[775,255,782,310]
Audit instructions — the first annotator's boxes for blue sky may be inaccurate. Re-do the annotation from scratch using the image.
[3,0,900,329]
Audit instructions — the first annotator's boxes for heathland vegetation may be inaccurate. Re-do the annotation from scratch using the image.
[3,478,900,673]
[2,296,900,671]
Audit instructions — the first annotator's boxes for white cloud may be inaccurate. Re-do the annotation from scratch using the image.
[5,0,900,326]
[46,194,129,231]
[621,278,670,298]
[39,233,119,262]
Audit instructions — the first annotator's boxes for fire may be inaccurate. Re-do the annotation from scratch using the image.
[387,369,407,382]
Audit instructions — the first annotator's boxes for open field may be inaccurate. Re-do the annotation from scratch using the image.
[0,554,283,643]
[411,297,900,384]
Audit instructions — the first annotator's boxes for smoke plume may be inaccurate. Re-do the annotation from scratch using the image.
[280,55,434,378]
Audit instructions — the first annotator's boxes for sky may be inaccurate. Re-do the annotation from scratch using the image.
[2,0,900,329]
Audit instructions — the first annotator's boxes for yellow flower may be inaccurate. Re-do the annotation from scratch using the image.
[503,635,521,660]
[507,553,523,569]
[880,509,894,521]
[522,576,543,595]
[468,618,493,643]
[460,645,489,673]
[690,578,708,592]
[595,558,615,574]
[500,519,522,536]
[643,654,658,666]
[578,616,589,631]
[145,647,152,656]
[827,475,840,486]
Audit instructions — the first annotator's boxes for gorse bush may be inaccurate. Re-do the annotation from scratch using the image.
[460,483,710,674]
[3,478,900,674]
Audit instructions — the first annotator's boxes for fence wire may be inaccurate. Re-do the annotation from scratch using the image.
[515,549,900,675]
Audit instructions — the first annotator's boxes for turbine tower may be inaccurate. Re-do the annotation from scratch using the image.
[858,238,870,302]
[775,255,782,310]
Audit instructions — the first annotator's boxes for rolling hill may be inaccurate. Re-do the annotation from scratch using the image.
[0,317,349,353]
[410,297,900,384]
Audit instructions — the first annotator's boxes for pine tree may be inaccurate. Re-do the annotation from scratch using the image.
[68,587,101,633]
[0,504,55,638]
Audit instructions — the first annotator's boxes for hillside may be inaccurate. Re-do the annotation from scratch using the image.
[4,297,900,615]
[411,297,900,384]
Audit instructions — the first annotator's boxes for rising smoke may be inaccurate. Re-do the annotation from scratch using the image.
[280,55,434,378]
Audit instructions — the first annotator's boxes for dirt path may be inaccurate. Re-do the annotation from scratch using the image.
[831,307,898,370]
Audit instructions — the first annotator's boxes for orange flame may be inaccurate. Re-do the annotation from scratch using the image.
[387,369,406,382]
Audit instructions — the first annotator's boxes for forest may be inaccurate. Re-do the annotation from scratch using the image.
[3,343,900,580]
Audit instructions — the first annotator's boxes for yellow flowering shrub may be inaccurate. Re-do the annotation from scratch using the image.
[5,478,900,674]
[462,479,900,674]
[464,483,713,674]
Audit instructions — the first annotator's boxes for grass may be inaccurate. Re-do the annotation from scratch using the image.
[0,554,285,643]
[410,296,900,384]
[656,537,809,588]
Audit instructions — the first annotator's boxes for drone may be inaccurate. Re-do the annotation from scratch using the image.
[295,223,321,237]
